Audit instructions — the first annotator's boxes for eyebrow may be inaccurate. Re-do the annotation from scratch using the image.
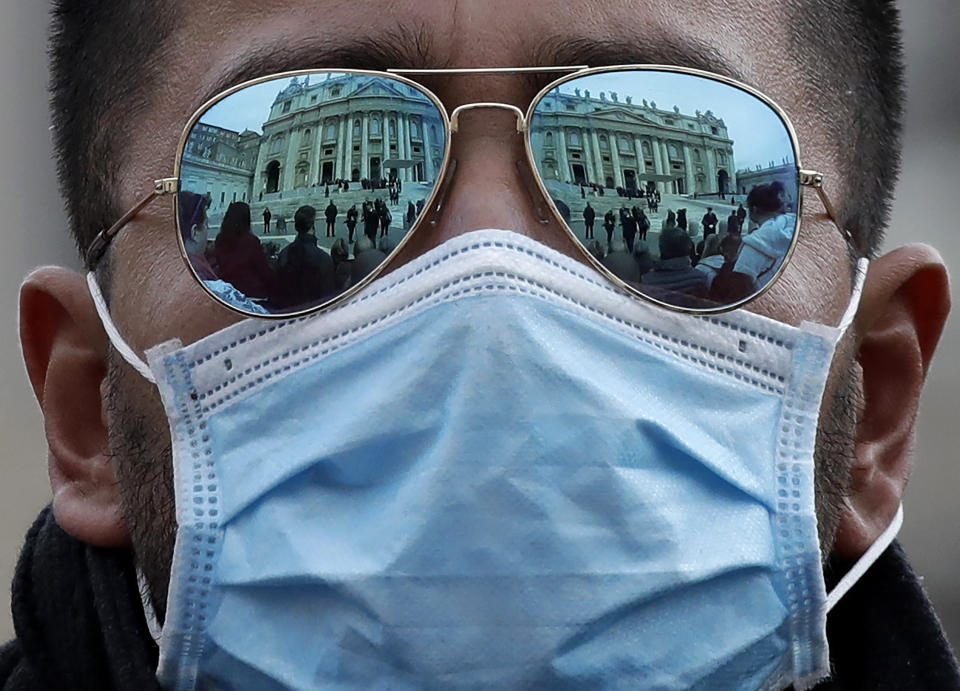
[199,24,747,108]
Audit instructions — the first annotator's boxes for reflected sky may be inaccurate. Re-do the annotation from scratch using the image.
[547,71,796,171]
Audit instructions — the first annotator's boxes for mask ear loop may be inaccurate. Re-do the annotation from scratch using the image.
[825,504,904,612]
[86,272,157,384]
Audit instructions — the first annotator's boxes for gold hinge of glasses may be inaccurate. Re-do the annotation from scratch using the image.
[85,177,179,270]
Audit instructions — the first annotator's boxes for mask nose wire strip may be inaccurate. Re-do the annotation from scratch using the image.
[825,503,904,613]
[86,271,157,384]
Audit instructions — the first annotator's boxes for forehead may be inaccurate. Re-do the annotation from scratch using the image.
[173,1,802,104]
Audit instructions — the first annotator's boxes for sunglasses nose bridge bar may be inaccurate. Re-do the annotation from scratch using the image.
[448,103,527,134]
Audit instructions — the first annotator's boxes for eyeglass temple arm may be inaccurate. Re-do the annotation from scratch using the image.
[799,169,856,249]
[85,177,179,270]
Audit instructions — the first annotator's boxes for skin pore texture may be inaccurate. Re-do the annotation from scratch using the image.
[19,0,950,624]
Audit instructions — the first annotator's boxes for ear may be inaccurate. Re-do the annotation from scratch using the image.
[19,266,130,547]
[832,245,950,559]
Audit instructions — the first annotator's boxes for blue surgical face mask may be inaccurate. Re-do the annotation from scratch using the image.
[90,229,899,690]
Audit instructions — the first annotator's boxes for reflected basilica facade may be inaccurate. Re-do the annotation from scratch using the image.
[532,87,737,197]
[180,74,446,219]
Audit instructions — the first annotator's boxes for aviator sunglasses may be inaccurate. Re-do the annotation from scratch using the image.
[86,65,855,316]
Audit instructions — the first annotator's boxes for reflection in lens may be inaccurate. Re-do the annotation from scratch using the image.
[529,69,800,310]
[178,72,446,315]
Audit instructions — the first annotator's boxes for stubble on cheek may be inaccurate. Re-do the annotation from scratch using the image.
[107,351,177,622]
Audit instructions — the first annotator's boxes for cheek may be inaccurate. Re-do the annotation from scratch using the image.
[110,221,246,357]
[748,218,853,327]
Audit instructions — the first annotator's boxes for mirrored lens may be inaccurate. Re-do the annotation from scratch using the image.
[529,68,800,311]
[177,71,446,316]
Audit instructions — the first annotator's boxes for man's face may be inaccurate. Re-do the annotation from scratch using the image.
[105,0,857,613]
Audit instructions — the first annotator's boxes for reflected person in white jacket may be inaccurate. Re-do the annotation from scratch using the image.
[734,180,797,289]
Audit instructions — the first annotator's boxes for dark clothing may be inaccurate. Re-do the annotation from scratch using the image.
[642,256,707,300]
[0,507,161,691]
[363,207,380,243]
[351,247,388,285]
[345,207,358,242]
[603,211,616,247]
[213,231,275,299]
[702,212,718,236]
[601,250,640,284]
[277,233,335,307]
[324,203,338,237]
[727,213,741,235]
[620,214,638,254]
[583,205,595,239]
[2,510,958,690]
[710,262,754,304]
[635,210,650,241]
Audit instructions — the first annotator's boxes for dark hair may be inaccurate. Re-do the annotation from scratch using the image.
[659,228,693,261]
[49,2,178,258]
[216,202,252,242]
[746,181,786,216]
[177,191,210,243]
[294,205,316,233]
[49,2,903,259]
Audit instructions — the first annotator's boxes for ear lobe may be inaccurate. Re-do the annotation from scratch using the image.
[19,266,130,547]
[832,244,950,559]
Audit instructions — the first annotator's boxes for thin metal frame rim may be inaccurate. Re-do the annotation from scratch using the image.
[123,63,830,319]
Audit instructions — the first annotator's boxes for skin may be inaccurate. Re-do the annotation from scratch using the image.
[18,0,952,623]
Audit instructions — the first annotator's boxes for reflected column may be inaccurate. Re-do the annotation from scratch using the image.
[556,127,570,183]
[651,137,664,194]
[609,132,623,188]
[422,119,435,180]
[682,145,695,196]
[360,114,370,179]
[590,129,603,185]
[634,137,647,177]
[660,141,672,193]
[343,114,354,181]
[582,131,596,185]
[382,112,390,181]
[335,115,346,180]
[311,122,324,185]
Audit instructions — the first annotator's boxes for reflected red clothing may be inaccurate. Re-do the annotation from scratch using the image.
[214,232,275,299]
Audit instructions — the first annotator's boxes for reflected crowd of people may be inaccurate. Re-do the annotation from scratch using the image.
[179,179,793,313]
[178,189,427,314]
[579,181,795,308]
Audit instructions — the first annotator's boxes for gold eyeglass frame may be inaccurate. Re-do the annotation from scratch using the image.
[85,64,853,317]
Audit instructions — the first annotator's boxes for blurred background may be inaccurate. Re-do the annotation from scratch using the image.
[0,1,957,648]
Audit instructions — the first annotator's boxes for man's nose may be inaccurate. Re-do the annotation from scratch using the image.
[388,105,585,269]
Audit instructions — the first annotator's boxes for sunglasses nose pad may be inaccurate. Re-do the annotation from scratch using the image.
[515,160,552,224]
[429,158,458,225]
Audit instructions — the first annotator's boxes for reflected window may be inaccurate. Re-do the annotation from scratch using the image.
[545,132,554,147]
[410,119,420,138]
[599,134,609,150]
[389,119,396,136]
[371,118,381,135]
[694,148,701,162]
[282,101,292,114]
[302,129,312,145]
[642,140,651,155]
[326,123,336,140]
[569,130,581,146]
[618,136,630,152]
[353,119,361,137]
